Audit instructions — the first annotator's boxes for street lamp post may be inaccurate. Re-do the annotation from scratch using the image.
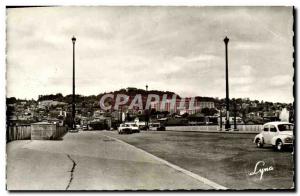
[145,84,149,128]
[219,106,222,131]
[224,36,231,130]
[233,99,237,130]
[72,36,76,129]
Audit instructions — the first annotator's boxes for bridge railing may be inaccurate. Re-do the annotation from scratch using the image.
[165,125,262,133]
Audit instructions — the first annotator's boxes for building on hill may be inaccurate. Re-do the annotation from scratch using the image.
[150,97,215,114]
[38,100,68,109]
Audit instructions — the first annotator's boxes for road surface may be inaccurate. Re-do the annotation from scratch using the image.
[101,130,294,190]
[7,130,294,190]
[7,131,217,190]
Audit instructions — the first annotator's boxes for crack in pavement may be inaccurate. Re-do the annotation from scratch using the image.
[66,154,77,190]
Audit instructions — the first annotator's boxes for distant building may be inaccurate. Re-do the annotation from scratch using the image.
[242,103,249,109]
[126,87,138,92]
[279,108,289,122]
[38,100,67,109]
[150,97,215,114]
[93,110,105,118]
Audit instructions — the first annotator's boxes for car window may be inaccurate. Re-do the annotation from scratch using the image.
[263,125,269,132]
[278,124,293,131]
[270,125,277,132]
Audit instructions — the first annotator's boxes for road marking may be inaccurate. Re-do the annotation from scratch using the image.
[103,133,227,190]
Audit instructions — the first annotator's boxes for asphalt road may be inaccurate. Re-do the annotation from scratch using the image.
[101,130,294,190]
[7,131,214,190]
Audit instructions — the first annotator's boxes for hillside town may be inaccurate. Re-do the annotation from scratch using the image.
[5,6,295,191]
[6,87,294,130]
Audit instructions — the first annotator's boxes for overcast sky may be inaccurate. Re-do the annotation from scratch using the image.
[6,6,294,103]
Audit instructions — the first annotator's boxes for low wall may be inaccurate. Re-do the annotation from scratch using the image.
[7,123,68,142]
[7,125,31,142]
[236,124,262,132]
[165,125,262,133]
[31,123,68,140]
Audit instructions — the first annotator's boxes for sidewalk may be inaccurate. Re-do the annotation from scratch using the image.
[7,132,217,190]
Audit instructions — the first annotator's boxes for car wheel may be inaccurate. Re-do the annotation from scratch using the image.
[256,138,263,148]
[276,140,283,151]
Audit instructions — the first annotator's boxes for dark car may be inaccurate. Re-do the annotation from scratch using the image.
[157,126,166,131]
[139,125,149,131]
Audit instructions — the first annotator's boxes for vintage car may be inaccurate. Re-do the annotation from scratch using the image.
[118,124,132,134]
[128,124,140,133]
[156,126,166,131]
[253,122,293,151]
[69,128,79,133]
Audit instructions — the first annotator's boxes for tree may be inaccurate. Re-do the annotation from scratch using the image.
[209,108,218,116]
[126,113,133,121]
[7,97,17,104]
[181,112,189,118]
[150,109,157,116]
[201,108,210,116]
[161,111,170,117]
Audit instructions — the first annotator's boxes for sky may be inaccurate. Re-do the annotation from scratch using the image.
[6,6,294,103]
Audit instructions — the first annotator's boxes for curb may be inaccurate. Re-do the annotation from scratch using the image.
[103,134,228,190]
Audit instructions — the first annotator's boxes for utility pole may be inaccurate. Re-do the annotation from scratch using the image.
[72,36,76,129]
[224,36,231,130]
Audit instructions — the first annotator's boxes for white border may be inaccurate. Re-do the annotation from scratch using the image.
[0,1,298,196]
[1,0,299,6]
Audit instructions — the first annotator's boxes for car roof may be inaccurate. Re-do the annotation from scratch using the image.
[264,121,293,126]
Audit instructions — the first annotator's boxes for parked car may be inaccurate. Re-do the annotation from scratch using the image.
[128,124,140,133]
[118,124,132,134]
[139,125,149,130]
[69,129,79,133]
[156,126,166,131]
[149,123,160,131]
[82,125,88,130]
[253,122,293,151]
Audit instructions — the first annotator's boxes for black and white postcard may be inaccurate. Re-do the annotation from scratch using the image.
[5,6,295,191]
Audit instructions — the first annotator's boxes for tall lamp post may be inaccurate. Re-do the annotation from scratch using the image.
[72,36,76,129]
[145,84,149,128]
[233,99,237,130]
[224,36,231,130]
[219,106,222,131]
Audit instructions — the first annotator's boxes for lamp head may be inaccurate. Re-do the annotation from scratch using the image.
[224,36,229,44]
[72,36,76,43]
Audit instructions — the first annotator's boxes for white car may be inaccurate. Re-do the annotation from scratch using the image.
[128,124,140,133]
[253,122,294,151]
[118,124,132,134]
